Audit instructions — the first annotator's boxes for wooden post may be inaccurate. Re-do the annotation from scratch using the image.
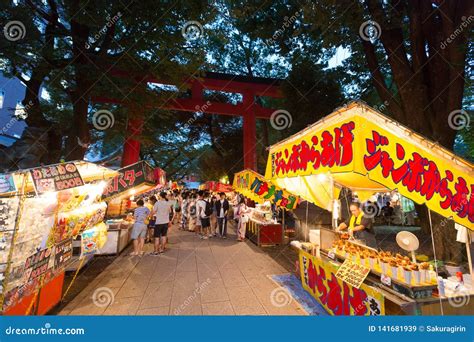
[243,92,257,171]
[122,115,143,167]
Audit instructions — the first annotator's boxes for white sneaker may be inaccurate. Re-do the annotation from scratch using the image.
[203,236,209,240]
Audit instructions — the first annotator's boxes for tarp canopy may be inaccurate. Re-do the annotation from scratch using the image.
[265,101,473,229]
[233,169,300,209]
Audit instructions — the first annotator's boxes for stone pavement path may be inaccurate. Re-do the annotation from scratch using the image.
[59,222,306,316]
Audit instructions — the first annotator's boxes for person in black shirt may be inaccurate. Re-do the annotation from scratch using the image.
[337,202,376,248]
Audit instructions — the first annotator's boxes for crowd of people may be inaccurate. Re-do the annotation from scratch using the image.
[130,189,253,256]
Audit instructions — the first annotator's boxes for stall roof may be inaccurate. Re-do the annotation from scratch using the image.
[265,101,473,229]
[233,169,299,209]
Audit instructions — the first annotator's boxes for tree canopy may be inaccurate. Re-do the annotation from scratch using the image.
[0,0,472,181]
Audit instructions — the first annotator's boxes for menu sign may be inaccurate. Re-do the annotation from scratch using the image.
[54,239,73,270]
[24,248,52,281]
[0,263,7,295]
[30,162,84,194]
[0,231,14,264]
[0,174,16,193]
[336,259,371,289]
[0,197,19,233]
[103,161,155,199]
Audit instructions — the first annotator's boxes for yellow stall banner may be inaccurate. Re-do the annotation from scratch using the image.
[299,250,385,315]
[233,169,299,209]
[266,102,473,229]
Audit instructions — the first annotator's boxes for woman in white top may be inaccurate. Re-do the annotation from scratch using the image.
[237,197,251,241]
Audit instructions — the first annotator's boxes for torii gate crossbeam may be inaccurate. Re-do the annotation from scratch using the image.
[92,71,283,171]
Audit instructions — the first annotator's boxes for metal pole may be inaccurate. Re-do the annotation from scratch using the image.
[282,208,285,244]
[465,240,474,293]
[427,209,444,315]
[305,201,309,242]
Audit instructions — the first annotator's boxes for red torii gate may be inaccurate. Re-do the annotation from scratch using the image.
[93,71,282,171]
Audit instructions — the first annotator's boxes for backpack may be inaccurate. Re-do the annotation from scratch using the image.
[189,203,196,216]
[204,200,213,217]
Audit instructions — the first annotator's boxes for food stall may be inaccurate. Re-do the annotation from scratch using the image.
[98,160,159,255]
[264,101,473,315]
[0,161,117,315]
[199,181,233,193]
[233,169,299,246]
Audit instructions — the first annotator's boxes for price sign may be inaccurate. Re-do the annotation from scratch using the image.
[54,239,73,270]
[24,248,52,281]
[336,259,371,289]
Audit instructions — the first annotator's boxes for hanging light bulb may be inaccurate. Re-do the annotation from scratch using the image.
[317,173,328,182]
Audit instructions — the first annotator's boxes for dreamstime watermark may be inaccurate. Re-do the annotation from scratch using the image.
[448,288,470,308]
[448,109,470,130]
[3,20,26,41]
[359,20,381,43]
[173,278,211,314]
[92,287,115,307]
[265,9,303,46]
[440,16,474,50]
[1,100,33,135]
[92,109,115,130]
[373,100,389,113]
[270,109,292,130]
[182,21,203,41]
[14,100,33,120]
[362,201,378,219]
[270,287,292,307]
[5,323,85,335]
[85,12,123,49]
[183,100,212,129]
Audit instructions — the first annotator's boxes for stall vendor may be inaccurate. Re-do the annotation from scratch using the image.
[337,202,376,248]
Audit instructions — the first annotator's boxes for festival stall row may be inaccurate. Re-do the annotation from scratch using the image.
[265,101,473,315]
[98,161,161,255]
[0,161,117,315]
[233,169,300,246]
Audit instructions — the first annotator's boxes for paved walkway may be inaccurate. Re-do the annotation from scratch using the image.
[59,222,306,315]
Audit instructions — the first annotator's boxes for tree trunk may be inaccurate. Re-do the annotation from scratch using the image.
[362,0,472,150]
[361,0,472,263]
[64,19,92,161]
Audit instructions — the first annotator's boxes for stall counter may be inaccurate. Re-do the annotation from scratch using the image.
[246,217,282,246]
[297,227,474,315]
[96,219,134,255]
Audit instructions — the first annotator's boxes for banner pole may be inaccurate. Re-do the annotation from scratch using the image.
[427,209,443,315]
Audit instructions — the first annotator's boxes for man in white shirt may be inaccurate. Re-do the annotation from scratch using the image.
[152,191,172,255]
[196,190,210,239]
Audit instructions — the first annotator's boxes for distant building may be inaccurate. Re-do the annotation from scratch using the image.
[0,72,27,146]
